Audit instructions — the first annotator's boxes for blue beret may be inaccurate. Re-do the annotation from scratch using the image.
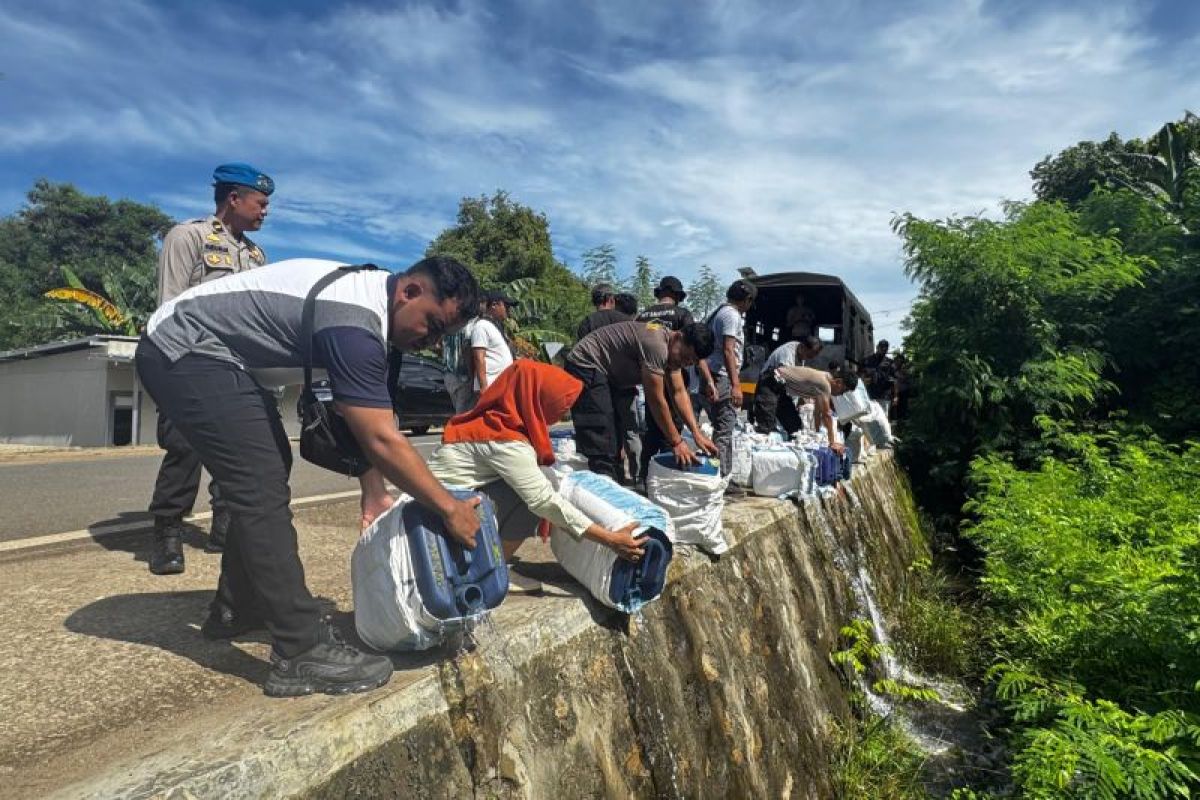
[212,162,274,196]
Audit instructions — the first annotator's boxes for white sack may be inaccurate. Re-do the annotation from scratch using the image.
[551,471,674,611]
[855,400,894,449]
[646,458,729,555]
[352,497,444,652]
[751,447,804,498]
[832,380,872,421]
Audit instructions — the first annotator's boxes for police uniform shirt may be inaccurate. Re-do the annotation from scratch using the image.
[157,215,267,304]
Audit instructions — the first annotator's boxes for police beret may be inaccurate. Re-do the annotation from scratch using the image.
[212,163,275,196]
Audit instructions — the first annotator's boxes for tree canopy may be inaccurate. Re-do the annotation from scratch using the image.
[0,180,171,350]
[425,190,590,343]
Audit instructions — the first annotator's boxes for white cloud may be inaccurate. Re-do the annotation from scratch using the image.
[1,0,1197,350]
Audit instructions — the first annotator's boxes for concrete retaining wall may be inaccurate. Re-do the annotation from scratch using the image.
[311,452,923,799]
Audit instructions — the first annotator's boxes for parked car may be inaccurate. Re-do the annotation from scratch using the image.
[309,352,456,436]
[391,352,456,434]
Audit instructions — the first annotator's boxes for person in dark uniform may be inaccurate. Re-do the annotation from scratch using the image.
[576,283,629,340]
[634,276,696,482]
[147,163,272,575]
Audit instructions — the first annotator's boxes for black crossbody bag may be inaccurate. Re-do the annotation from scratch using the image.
[297,264,387,477]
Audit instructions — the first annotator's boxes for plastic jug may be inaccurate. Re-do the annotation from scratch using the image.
[652,451,722,476]
[608,528,674,610]
[402,488,508,619]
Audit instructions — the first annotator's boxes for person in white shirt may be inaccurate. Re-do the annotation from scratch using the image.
[698,279,758,476]
[470,290,516,400]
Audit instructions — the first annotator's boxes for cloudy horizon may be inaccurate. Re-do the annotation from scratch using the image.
[2,0,1198,344]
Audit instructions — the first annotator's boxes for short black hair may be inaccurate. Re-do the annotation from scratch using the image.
[799,335,822,351]
[614,292,638,315]
[726,279,758,303]
[681,322,715,360]
[405,255,480,325]
[834,369,859,391]
[591,284,615,308]
[214,182,238,206]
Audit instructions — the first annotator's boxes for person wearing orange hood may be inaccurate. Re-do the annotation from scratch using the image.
[359,360,646,571]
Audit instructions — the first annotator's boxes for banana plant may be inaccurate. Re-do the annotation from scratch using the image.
[43,265,140,336]
[501,277,569,361]
[1109,112,1199,233]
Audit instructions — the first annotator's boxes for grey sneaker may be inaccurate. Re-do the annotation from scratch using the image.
[264,622,393,698]
[149,517,185,575]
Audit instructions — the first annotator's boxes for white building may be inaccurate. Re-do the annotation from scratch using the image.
[0,336,301,447]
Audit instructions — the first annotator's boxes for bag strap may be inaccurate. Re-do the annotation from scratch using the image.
[301,264,380,392]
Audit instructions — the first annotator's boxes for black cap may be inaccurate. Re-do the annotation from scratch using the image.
[485,289,518,306]
[653,275,687,301]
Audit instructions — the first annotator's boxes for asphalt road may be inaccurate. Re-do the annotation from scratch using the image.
[0,435,442,543]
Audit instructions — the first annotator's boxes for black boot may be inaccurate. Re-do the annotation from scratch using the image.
[264,621,393,698]
[201,600,264,640]
[149,517,185,575]
[206,510,230,553]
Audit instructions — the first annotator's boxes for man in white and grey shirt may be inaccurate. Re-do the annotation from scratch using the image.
[138,255,481,698]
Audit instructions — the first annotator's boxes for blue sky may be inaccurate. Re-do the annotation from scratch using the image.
[2,0,1198,344]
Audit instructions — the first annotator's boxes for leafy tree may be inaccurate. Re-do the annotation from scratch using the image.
[687,264,723,318]
[896,201,1145,514]
[580,243,618,289]
[426,190,590,341]
[0,180,171,349]
[1031,133,1142,206]
[966,433,1200,798]
[426,190,558,285]
[626,254,659,310]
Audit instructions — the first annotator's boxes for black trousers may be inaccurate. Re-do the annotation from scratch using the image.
[136,340,320,657]
[752,372,803,436]
[640,393,682,480]
[566,363,618,480]
[148,413,224,520]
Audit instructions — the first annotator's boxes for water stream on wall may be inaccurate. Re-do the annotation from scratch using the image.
[619,645,683,799]
[810,489,964,756]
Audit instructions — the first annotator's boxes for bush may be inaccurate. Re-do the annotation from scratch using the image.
[964,431,1200,797]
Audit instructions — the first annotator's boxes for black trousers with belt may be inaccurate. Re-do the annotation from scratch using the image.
[565,362,618,480]
[135,339,320,657]
[752,372,804,437]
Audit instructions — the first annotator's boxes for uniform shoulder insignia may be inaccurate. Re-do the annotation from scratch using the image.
[645,321,665,331]
[205,253,222,266]
[205,233,222,242]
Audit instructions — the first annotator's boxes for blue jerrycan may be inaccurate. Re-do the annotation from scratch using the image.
[564,470,675,613]
[652,451,722,476]
[608,528,673,610]
[402,489,509,619]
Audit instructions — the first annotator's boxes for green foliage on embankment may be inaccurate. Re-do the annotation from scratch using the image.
[899,112,1200,797]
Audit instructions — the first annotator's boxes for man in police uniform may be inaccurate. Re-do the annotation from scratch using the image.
[147,163,272,575]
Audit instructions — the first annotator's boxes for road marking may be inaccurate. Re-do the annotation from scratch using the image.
[0,490,363,554]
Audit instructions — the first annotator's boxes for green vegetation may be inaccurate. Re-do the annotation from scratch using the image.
[0,180,170,349]
[899,112,1200,798]
[425,190,590,349]
[830,715,930,800]
[892,559,983,679]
